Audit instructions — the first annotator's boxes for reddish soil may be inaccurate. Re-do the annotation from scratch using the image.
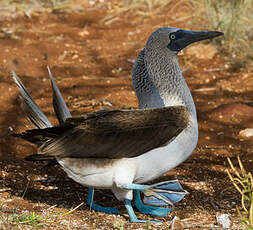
[0,1,252,229]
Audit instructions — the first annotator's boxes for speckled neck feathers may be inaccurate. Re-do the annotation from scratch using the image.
[132,45,196,119]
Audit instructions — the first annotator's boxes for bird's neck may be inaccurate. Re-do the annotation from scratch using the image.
[141,47,196,118]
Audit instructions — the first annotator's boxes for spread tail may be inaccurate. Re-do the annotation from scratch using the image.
[11,70,53,129]
[12,69,72,164]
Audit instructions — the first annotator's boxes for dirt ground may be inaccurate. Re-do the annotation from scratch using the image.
[0,0,252,229]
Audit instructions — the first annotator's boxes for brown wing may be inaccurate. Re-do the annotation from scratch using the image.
[38,106,190,159]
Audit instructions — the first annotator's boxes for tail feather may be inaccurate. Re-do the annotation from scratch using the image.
[11,70,53,129]
[12,125,71,145]
[47,66,72,124]
[25,154,55,161]
[12,129,54,146]
[12,68,72,164]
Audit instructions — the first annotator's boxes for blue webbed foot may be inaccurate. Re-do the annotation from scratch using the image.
[134,190,172,217]
[90,203,119,214]
[87,188,119,214]
[121,180,187,207]
[124,199,161,223]
[143,180,188,206]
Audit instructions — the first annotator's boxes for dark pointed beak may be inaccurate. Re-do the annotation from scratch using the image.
[171,30,224,52]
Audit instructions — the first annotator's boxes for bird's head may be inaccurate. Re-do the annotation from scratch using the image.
[147,27,223,53]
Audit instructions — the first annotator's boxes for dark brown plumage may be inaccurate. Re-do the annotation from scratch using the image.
[15,106,189,159]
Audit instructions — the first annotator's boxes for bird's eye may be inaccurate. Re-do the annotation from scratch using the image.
[170,34,176,40]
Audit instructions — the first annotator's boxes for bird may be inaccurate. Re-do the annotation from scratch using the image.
[11,67,185,218]
[12,27,223,223]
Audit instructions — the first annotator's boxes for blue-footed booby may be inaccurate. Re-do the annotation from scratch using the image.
[12,27,223,223]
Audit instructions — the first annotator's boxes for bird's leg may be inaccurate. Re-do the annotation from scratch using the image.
[122,180,187,207]
[134,190,172,216]
[87,188,119,214]
[124,199,160,223]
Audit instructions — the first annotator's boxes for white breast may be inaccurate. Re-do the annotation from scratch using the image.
[132,116,198,183]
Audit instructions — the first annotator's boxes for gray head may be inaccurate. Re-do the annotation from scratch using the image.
[132,26,223,111]
[146,27,223,54]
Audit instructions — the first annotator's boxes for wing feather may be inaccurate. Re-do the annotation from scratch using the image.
[36,106,189,159]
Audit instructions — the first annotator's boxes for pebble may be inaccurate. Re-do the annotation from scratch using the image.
[216,214,231,228]
[89,0,95,6]
[72,54,79,60]
[78,30,89,37]
[171,216,184,230]
[239,128,253,139]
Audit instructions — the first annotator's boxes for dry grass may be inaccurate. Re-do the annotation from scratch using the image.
[0,203,85,230]
[0,0,67,7]
[0,211,47,229]
[115,0,173,16]
[102,0,191,25]
[191,0,253,70]
[0,0,69,17]
[227,156,253,229]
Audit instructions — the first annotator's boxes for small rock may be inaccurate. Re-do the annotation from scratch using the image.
[126,59,135,64]
[239,128,253,139]
[58,50,68,61]
[89,0,95,6]
[208,103,253,125]
[216,214,231,228]
[171,216,184,230]
[72,54,79,60]
[78,30,89,37]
